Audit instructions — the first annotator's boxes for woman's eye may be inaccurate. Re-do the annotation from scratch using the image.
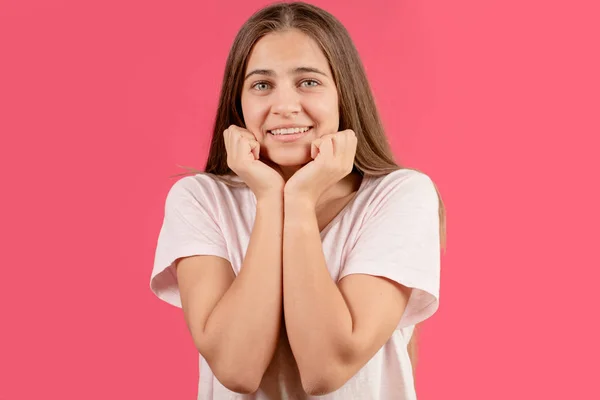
[301,79,319,87]
[252,82,270,91]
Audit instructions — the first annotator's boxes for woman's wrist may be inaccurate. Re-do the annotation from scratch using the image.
[255,192,284,208]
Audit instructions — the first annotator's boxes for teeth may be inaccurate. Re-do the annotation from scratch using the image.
[270,127,311,135]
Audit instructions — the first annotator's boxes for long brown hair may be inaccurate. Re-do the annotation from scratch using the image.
[173,1,447,378]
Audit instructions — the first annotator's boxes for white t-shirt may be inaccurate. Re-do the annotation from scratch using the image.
[150,168,441,399]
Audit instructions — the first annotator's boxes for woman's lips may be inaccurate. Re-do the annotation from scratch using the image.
[267,127,313,143]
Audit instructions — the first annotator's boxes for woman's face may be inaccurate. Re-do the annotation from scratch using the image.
[240,29,339,171]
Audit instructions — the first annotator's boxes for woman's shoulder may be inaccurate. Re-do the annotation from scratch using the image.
[368,168,436,195]
[165,172,248,208]
[169,172,244,193]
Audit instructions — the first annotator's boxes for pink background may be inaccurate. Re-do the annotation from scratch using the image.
[1,0,598,399]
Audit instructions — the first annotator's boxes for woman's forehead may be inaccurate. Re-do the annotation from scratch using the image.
[245,30,331,75]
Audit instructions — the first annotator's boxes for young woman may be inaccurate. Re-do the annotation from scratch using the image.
[150,2,446,399]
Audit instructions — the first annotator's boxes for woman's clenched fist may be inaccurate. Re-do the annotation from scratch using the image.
[224,125,285,201]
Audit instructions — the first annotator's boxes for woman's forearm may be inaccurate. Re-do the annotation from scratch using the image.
[203,196,284,389]
[282,198,354,388]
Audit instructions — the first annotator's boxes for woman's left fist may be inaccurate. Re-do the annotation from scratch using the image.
[284,129,358,206]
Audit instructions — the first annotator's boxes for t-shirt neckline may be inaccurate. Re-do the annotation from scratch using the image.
[319,173,370,237]
[247,173,371,237]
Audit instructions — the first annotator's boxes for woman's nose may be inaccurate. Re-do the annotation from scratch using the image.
[271,86,302,116]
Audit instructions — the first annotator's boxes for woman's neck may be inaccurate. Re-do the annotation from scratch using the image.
[316,171,362,209]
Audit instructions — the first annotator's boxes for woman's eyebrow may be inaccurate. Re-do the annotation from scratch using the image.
[244,66,328,81]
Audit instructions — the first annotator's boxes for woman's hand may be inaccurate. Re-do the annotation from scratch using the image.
[224,125,285,201]
[284,129,358,207]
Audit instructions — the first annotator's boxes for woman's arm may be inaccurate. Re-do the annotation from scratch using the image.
[282,198,411,396]
[177,195,284,394]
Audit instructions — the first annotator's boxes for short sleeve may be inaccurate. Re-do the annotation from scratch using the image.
[149,176,230,308]
[339,172,441,329]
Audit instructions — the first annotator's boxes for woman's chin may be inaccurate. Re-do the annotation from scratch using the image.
[266,149,311,167]
[269,156,311,167]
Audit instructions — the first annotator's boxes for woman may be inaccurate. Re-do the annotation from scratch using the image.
[150,2,446,399]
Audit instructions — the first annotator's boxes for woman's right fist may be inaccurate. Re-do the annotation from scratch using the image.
[224,125,285,200]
